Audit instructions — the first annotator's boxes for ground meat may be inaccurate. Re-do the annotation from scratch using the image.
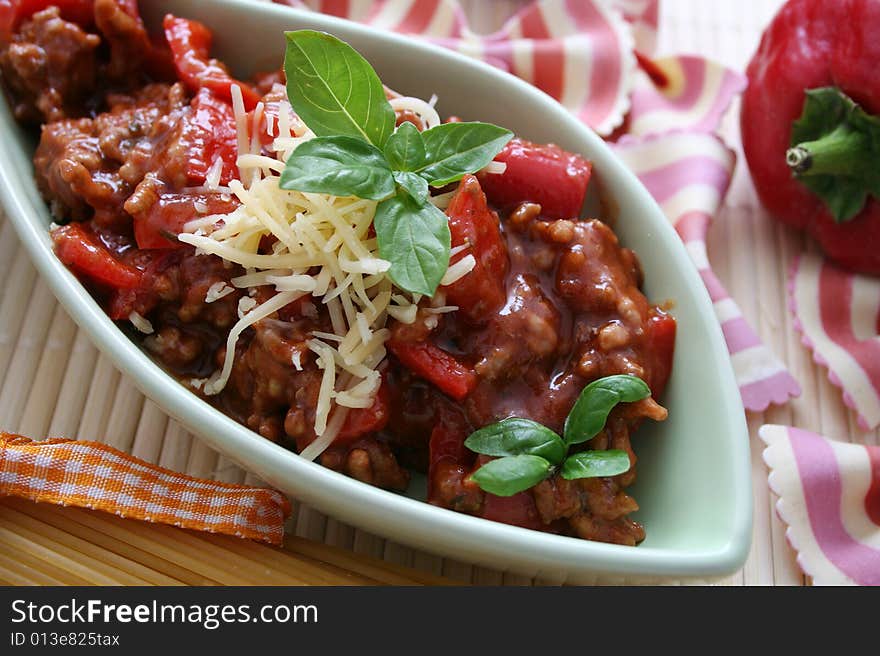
[93,0,153,83]
[143,325,203,370]
[159,252,243,329]
[0,7,100,123]
[34,117,108,221]
[429,460,483,513]
[556,220,646,315]
[321,438,410,491]
[225,320,320,442]
[471,273,560,382]
[569,513,646,547]
[529,418,646,545]
[33,82,189,225]
[406,206,671,544]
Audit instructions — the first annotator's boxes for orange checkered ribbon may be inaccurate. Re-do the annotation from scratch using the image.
[0,433,292,545]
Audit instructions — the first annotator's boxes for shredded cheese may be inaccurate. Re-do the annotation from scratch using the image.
[441,254,476,286]
[205,157,224,190]
[179,89,473,460]
[430,190,457,209]
[481,161,508,175]
[389,96,441,130]
[129,312,154,334]
[237,296,258,318]
[205,281,235,303]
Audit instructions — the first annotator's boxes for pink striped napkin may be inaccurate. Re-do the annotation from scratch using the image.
[614,131,801,410]
[760,425,880,586]
[273,0,799,411]
[789,255,880,431]
[282,0,638,135]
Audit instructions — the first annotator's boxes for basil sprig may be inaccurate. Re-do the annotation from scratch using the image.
[281,30,513,296]
[564,375,651,445]
[283,30,395,147]
[464,375,653,497]
[279,136,395,200]
[471,455,553,498]
[464,418,566,463]
[373,191,451,295]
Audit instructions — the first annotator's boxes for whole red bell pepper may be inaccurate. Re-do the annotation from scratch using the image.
[741,0,880,274]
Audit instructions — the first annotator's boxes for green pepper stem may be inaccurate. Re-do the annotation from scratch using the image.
[786,125,872,177]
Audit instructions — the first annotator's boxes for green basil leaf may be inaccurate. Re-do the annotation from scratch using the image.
[470,455,552,497]
[563,375,651,445]
[384,122,426,172]
[561,450,631,480]
[394,171,429,202]
[284,30,395,147]
[279,136,395,200]
[464,418,566,465]
[374,192,451,296]
[418,122,513,187]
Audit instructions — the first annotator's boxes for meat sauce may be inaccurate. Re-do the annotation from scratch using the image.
[1,1,676,546]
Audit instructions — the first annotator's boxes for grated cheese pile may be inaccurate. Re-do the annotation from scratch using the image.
[177,84,474,461]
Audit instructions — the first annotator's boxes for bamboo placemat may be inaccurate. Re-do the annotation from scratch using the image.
[2,0,875,586]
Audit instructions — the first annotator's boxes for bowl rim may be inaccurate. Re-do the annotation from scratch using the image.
[0,0,752,581]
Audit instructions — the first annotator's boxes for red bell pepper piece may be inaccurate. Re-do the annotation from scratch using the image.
[477,138,592,220]
[180,88,240,187]
[105,248,181,321]
[428,406,471,468]
[163,14,260,111]
[387,339,477,401]
[426,406,472,503]
[480,488,544,531]
[442,174,507,324]
[52,222,142,289]
[645,309,676,399]
[132,191,239,250]
[741,0,880,274]
[335,380,391,444]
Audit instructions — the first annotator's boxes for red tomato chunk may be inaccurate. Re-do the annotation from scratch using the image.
[163,14,260,110]
[478,137,592,219]
[52,222,142,289]
[181,88,240,187]
[132,191,239,250]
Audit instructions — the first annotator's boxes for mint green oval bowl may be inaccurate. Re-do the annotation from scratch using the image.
[0,0,751,582]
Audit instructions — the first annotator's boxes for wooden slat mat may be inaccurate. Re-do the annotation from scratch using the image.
[0,497,452,586]
[1,0,876,586]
